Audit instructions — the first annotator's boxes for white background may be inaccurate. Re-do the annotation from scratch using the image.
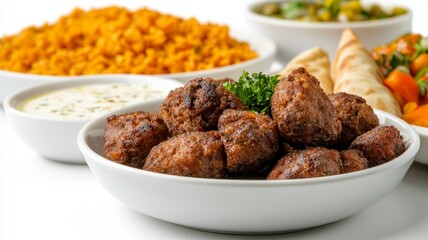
[0,0,427,36]
[1,0,428,240]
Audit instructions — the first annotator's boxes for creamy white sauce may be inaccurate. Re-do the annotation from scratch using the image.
[20,83,165,120]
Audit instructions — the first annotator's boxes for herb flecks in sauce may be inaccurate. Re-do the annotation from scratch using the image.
[20,83,165,120]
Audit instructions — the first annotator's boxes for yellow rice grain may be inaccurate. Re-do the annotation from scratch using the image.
[0,6,258,76]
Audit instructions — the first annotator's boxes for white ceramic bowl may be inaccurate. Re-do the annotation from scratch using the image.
[412,125,428,165]
[3,75,183,164]
[0,30,276,102]
[77,100,419,234]
[246,0,412,62]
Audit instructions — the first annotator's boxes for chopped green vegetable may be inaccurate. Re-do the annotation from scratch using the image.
[280,1,308,20]
[413,42,425,60]
[395,65,410,75]
[415,67,428,96]
[388,52,410,76]
[257,0,406,22]
[224,71,279,114]
[417,80,428,97]
[415,66,428,80]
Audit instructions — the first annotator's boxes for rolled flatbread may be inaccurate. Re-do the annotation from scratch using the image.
[280,47,334,94]
[332,29,402,117]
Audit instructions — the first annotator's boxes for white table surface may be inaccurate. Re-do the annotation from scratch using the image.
[1,0,428,239]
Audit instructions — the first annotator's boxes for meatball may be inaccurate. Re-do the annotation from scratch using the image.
[350,126,406,167]
[340,149,368,173]
[218,109,280,174]
[160,78,247,136]
[329,92,379,148]
[279,141,299,156]
[267,147,342,180]
[143,131,226,178]
[271,67,341,148]
[104,112,169,169]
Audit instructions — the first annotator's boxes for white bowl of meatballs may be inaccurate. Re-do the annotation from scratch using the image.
[78,68,420,233]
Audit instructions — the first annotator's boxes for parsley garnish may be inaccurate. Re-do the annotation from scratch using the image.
[224,71,279,114]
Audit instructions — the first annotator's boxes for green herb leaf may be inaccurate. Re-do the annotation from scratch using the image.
[415,66,428,80]
[224,71,279,114]
[413,41,425,60]
[416,67,428,96]
[417,79,428,97]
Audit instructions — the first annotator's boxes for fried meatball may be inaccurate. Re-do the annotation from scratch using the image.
[104,112,169,169]
[271,67,341,148]
[329,92,379,148]
[218,109,280,174]
[340,149,368,173]
[350,126,406,167]
[279,141,299,156]
[225,162,276,180]
[160,78,247,136]
[143,131,226,178]
[267,147,342,180]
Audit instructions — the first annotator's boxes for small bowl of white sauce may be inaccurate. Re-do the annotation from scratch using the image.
[3,74,183,164]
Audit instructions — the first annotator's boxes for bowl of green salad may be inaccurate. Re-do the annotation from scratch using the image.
[246,0,412,62]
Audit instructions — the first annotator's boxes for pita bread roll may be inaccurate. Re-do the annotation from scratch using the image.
[332,29,402,117]
[280,47,334,94]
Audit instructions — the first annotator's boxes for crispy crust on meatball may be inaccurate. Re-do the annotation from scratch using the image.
[267,147,342,180]
[104,112,169,169]
[350,126,406,167]
[143,131,227,178]
[340,149,369,173]
[271,67,341,148]
[160,78,247,136]
[329,92,379,148]
[218,109,280,174]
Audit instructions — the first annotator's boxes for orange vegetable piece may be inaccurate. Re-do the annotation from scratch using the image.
[384,69,420,103]
[396,38,415,55]
[371,46,393,61]
[410,53,428,75]
[402,34,422,45]
[392,92,406,108]
[402,104,428,127]
[403,102,418,114]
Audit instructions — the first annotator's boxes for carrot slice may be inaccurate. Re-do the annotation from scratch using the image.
[402,34,422,45]
[403,102,418,114]
[410,54,428,75]
[371,46,393,61]
[384,69,420,103]
[402,104,428,127]
[396,38,416,55]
